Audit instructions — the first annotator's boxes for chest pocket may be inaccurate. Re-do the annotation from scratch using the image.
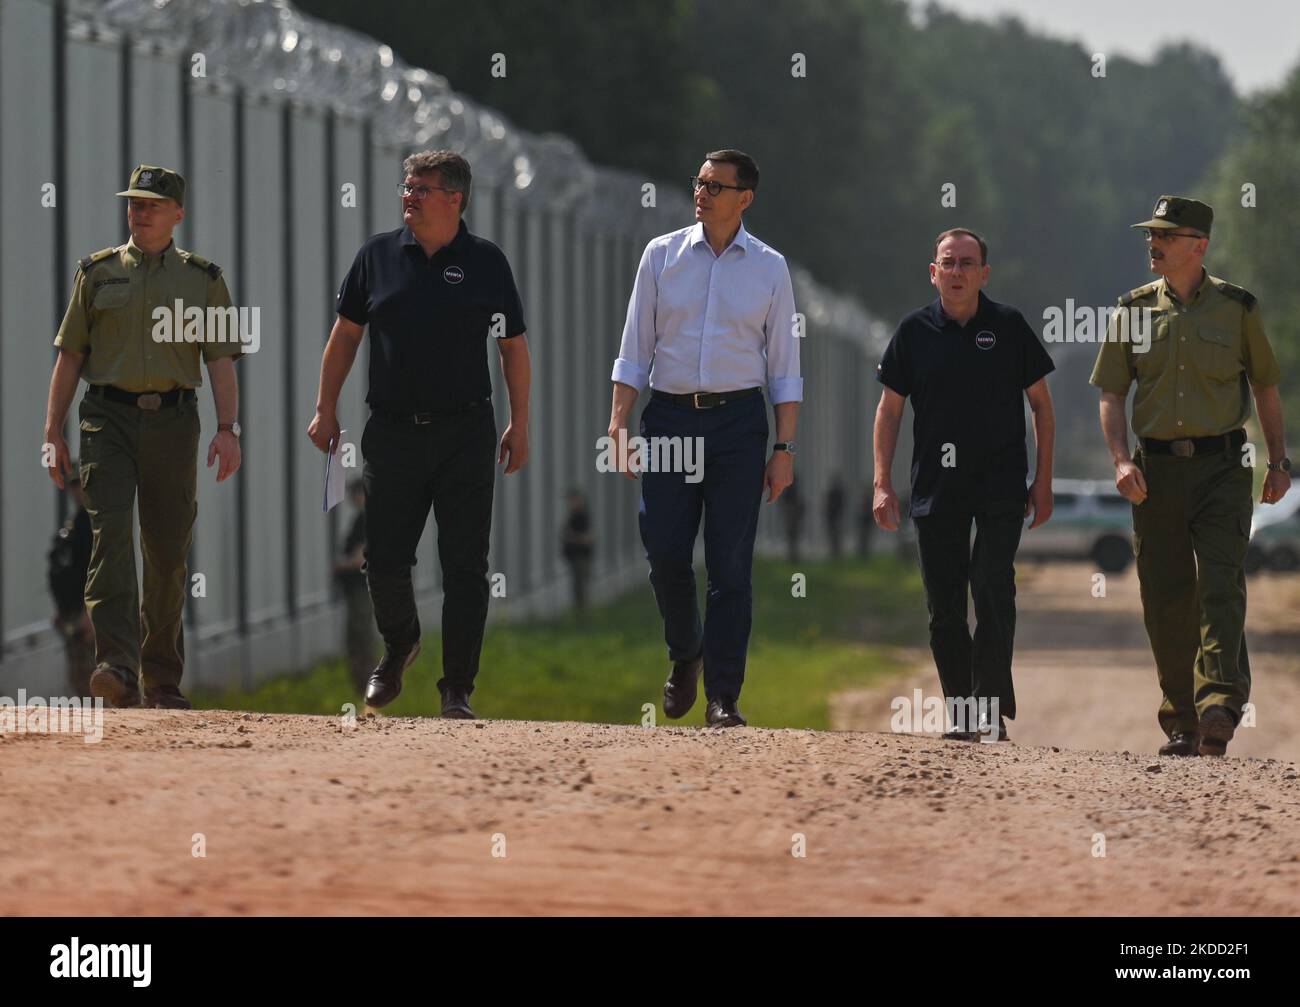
[1133,312,1170,378]
[91,284,131,311]
[1196,326,1240,381]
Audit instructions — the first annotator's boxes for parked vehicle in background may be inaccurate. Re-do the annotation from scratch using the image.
[1247,491,1300,574]
[1018,479,1134,572]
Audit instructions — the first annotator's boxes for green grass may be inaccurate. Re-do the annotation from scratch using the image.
[192,554,927,730]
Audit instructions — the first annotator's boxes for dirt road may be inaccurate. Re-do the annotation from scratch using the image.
[2,563,1297,916]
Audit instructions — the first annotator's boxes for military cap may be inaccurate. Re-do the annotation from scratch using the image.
[1131,195,1212,235]
[116,164,186,207]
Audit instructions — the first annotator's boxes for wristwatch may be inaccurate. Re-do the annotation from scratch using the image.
[218,421,241,438]
[772,441,796,455]
[1266,457,1291,473]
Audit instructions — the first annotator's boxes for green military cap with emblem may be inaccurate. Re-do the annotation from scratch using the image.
[1131,194,1213,235]
[117,164,186,207]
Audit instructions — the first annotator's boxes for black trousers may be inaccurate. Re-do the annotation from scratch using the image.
[912,499,1024,720]
[361,403,496,694]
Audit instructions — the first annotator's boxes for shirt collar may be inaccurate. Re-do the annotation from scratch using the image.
[124,236,176,269]
[402,218,471,257]
[933,290,990,328]
[1159,268,1208,306]
[689,221,749,256]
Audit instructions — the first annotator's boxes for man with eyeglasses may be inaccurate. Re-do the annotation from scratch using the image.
[873,228,1056,742]
[309,150,531,719]
[1090,195,1288,758]
[609,149,801,728]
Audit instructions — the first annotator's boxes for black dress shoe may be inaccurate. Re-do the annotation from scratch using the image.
[705,697,746,728]
[145,685,193,710]
[1198,706,1236,757]
[364,642,420,709]
[89,665,142,709]
[941,729,979,742]
[1158,731,1199,757]
[439,684,475,720]
[663,653,703,719]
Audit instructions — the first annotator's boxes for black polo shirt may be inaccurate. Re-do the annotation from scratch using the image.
[336,219,526,413]
[876,291,1054,517]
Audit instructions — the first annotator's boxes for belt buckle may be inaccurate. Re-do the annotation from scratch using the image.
[412,412,433,425]
[1170,439,1195,458]
[136,393,162,411]
[692,392,712,410]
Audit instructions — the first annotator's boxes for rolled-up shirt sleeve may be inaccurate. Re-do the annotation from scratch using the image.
[764,256,803,404]
[611,241,657,390]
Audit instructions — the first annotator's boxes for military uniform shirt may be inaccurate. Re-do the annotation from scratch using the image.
[1089,272,1280,439]
[54,237,239,392]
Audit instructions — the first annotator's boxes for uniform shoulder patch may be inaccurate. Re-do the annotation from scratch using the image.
[1209,276,1257,311]
[77,246,119,274]
[180,249,223,280]
[1117,282,1158,308]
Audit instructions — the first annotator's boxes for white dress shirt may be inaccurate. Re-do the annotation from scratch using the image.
[611,222,803,403]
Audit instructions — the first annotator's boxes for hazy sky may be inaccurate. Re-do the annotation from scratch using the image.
[911,0,1300,94]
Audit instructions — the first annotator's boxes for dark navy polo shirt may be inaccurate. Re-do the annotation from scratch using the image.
[336,219,526,413]
[876,291,1054,517]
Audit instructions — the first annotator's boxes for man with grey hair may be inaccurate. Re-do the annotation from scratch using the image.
[309,150,531,719]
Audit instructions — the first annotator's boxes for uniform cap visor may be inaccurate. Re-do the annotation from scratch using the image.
[116,189,173,200]
[1130,218,1179,229]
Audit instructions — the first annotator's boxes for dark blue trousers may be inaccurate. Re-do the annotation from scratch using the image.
[637,393,768,701]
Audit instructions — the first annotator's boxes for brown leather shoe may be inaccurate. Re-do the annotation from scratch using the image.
[663,653,703,719]
[89,665,142,709]
[1198,706,1236,757]
[1158,731,1199,757]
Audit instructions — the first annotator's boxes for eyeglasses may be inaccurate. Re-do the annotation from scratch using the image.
[690,176,749,197]
[934,258,981,273]
[399,182,459,200]
[1143,229,1204,243]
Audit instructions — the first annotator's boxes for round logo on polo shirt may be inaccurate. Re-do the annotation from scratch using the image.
[443,265,465,284]
[975,330,996,350]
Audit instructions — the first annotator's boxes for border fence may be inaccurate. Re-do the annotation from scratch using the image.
[0,0,892,695]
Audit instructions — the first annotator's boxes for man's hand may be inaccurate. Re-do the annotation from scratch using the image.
[1262,468,1291,505]
[499,422,529,474]
[1115,459,1148,505]
[763,450,794,503]
[873,483,901,531]
[606,423,640,480]
[44,430,75,490]
[1025,477,1054,529]
[207,430,241,482]
[308,409,341,454]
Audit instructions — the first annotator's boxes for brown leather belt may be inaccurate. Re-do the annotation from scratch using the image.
[87,384,195,410]
[652,387,762,410]
[1141,428,1246,458]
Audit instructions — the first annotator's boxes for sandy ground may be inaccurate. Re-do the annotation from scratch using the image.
[2,563,1297,916]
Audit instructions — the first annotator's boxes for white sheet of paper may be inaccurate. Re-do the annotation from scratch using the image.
[323,430,348,512]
